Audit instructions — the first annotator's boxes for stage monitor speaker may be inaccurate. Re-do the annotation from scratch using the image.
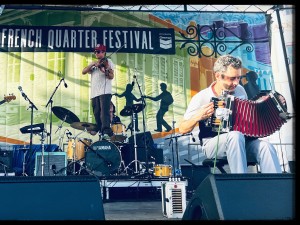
[180,164,210,193]
[34,152,67,176]
[128,131,154,148]
[0,150,13,173]
[0,176,105,220]
[128,132,163,163]
[182,173,295,220]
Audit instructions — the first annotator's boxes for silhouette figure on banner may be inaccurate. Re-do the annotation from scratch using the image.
[113,83,141,132]
[144,83,173,132]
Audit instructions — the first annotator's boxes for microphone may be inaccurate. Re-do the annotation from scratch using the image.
[18,86,28,100]
[62,78,68,88]
[58,71,68,88]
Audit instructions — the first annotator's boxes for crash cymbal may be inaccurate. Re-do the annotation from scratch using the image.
[71,122,97,132]
[52,106,80,124]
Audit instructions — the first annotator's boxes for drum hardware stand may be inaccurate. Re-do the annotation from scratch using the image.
[38,130,47,176]
[132,112,140,174]
[0,161,8,176]
[55,116,67,151]
[134,75,152,180]
[20,147,29,176]
[69,131,86,175]
[118,160,128,175]
[125,110,144,175]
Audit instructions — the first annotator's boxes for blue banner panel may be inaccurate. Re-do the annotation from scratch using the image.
[0,25,175,54]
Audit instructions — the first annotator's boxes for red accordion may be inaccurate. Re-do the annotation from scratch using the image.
[207,91,289,137]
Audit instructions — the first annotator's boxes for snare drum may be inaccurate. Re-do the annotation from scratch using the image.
[111,123,127,143]
[85,141,121,176]
[67,138,92,160]
[154,164,172,177]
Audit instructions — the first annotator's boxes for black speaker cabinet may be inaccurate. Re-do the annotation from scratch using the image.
[128,131,154,148]
[0,150,13,173]
[180,164,210,194]
[183,173,295,220]
[0,176,105,220]
[128,132,163,164]
[34,152,67,176]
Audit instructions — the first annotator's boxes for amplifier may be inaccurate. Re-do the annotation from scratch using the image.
[34,152,67,176]
[161,180,187,219]
[0,150,13,173]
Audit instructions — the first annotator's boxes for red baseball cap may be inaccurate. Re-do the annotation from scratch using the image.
[94,44,106,52]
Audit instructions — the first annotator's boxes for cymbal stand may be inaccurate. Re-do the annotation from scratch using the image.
[20,147,29,176]
[70,130,85,175]
[38,129,47,176]
[45,76,65,146]
[124,112,141,174]
[135,74,152,179]
[132,112,139,174]
[55,116,67,151]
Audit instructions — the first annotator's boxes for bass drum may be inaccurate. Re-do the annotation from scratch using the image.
[85,141,121,176]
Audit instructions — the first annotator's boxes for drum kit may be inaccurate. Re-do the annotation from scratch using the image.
[46,105,173,178]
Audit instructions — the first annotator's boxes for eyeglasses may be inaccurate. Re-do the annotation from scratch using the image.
[94,50,105,54]
[221,74,241,81]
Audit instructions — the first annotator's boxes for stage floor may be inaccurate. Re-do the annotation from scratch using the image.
[103,199,183,220]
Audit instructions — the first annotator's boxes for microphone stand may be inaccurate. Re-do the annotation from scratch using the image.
[167,121,176,177]
[135,75,151,179]
[45,78,64,146]
[21,91,38,176]
[165,132,192,178]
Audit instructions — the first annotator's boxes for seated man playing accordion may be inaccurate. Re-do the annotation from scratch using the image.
[179,54,289,173]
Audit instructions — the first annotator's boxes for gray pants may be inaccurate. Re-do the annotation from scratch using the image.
[92,94,113,135]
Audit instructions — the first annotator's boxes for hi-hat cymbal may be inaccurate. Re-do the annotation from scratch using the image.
[120,106,132,117]
[120,104,145,117]
[71,122,97,132]
[52,106,80,124]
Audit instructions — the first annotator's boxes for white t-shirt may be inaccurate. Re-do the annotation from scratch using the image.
[183,82,248,120]
[90,58,115,99]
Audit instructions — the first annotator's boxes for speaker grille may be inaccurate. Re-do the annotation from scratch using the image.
[161,181,187,218]
[34,152,67,176]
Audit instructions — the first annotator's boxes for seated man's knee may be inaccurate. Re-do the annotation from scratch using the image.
[228,131,245,142]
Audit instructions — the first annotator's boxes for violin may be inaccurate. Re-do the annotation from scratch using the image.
[99,57,109,69]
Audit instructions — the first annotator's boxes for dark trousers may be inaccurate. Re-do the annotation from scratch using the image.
[156,107,171,131]
[92,94,113,135]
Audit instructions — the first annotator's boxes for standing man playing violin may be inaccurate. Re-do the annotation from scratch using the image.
[82,44,115,140]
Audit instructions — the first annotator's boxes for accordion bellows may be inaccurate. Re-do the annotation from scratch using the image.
[208,91,288,137]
